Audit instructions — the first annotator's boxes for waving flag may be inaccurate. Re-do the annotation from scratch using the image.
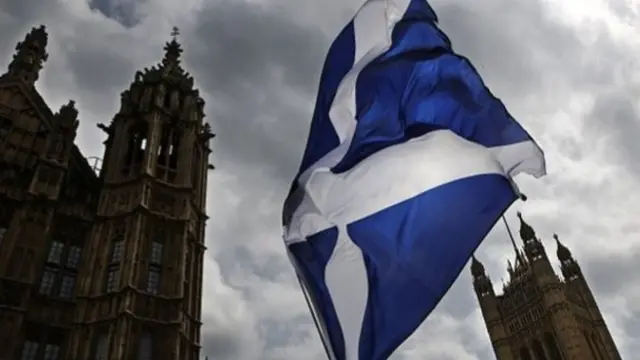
[282,0,546,359]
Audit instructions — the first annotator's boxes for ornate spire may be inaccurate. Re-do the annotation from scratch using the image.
[3,25,49,85]
[554,233,572,262]
[127,26,197,94]
[161,26,184,72]
[502,215,527,266]
[517,212,536,243]
[471,255,485,277]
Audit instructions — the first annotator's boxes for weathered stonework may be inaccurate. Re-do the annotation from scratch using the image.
[0,26,213,360]
[472,214,622,360]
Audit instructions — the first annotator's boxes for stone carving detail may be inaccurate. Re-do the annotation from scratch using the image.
[0,26,214,360]
[150,190,175,215]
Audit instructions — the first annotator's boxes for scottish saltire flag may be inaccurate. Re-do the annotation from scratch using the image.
[282,0,546,359]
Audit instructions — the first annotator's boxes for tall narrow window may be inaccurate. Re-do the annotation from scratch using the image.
[147,235,163,294]
[47,241,64,264]
[150,241,163,264]
[59,274,75,298]
[156,125,181,183]
[66,246,82,268]
[20,340,38,360]
[95,334,109,360]
[138,332,152,360]
[110,241,124,263]
[106,268,119,293]
[532,340,548,360]
[519,347,533,360]
[106,227,124,293]
[147,267,160,294]
[544,332,563,360]
[39,267,57,295]
[123,122,148,177]
[43,343,60,360]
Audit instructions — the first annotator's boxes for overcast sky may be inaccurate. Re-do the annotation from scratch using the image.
[1,0,639,359]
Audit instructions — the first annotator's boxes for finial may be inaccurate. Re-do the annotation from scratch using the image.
[171,26,180,41]
[470,255,485,277]
[55,100,79,128]
[517,212,536,243]
[4,24,49,85]
[555,233,572,261]
[162,27,183,69]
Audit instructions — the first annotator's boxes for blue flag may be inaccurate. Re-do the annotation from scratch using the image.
[282,0,546,359]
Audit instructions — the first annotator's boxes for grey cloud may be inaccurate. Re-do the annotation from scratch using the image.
[184,1,329,179]
[586,88,640,175]
[0,0,44,20]
[585,246,640,297]
[606,0,640,22]
[66,43,135,95]
[0,0,638,359]
[434,0,584,98]
[184,0,640,354]
[88,0,144,28]
[190,1,327,99]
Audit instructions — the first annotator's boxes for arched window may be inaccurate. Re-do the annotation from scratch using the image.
[123,122,148,176]
[106,224,125,293]
[519,346,532,360]
[544,332,563,360]
[533,339,548,360]
[138,332,152,360]
[156,124,181,183]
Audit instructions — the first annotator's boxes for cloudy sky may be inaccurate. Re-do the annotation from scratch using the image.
[1,0,639,358]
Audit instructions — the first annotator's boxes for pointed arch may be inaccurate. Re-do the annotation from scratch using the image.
[156,123,182,183]
[123,121,149,176]
[543,332,563,360]
[519,346,533,360]
[532,339,548,360]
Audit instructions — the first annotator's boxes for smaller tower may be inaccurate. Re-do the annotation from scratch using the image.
[518,213,549,265]
[28,100,79,200]
[471,256,512,359]
[555,234,622,360]
[473,213,622,360]
[1,25,49,86]
[69,27,211,360]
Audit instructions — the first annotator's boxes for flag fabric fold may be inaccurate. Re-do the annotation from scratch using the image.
[282,0,546,359]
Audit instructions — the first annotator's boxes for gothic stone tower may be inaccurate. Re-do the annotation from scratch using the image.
[67,29,213,360]
[0,25,213,360]
[472,213,621,360]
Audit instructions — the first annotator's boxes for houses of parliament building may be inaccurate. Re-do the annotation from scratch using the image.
[0,25,624,360]
[472,213,622,360]
[0,26,213,359]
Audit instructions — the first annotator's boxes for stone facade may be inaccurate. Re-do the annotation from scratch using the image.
[472,213,621,360]
[0,26,214,360]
